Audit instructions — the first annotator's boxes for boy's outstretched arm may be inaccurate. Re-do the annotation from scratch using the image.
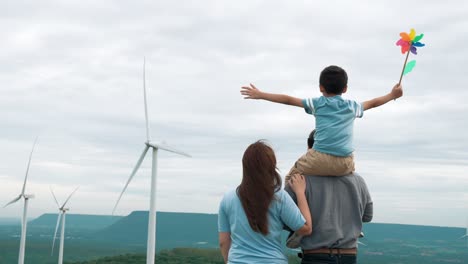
[240,83,303,107]
[362,83,403,111]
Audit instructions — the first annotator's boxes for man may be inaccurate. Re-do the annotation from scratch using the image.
[284,130,373,264]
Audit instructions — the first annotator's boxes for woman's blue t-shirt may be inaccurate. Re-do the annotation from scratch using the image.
[218,189,305,264]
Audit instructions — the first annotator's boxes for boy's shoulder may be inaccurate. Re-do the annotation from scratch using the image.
[310,96,359,106]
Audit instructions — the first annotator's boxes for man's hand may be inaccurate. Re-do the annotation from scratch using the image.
[289,174,306,195]
[391,83,403,100]
[240,83,263,99]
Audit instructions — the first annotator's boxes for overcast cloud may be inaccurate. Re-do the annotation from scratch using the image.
[1,0,467,228]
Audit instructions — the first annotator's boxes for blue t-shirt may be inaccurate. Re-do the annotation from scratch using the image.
[302,96,364,157]
[218,189,305,264]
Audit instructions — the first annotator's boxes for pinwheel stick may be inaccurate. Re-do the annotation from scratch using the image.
[398,50,411,85]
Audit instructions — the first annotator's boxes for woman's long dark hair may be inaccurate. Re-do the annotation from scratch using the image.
[237,140,282,235]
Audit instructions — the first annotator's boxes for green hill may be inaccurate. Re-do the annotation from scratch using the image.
[96,211,218,249]
[363,222,466,241]
[29,213,123,230]
[95,211,466,246]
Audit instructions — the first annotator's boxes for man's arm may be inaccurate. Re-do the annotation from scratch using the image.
[362,84,403,111]
[357,175,374,222]
[362,202,373,222]
[219,232,231,263]
[240,83,303,107]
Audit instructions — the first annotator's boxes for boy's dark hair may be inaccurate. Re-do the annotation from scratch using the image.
[319,65,348,94]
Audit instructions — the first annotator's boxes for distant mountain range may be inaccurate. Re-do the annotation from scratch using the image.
[29,213,123,230]
[96,211,219,249]
[363,222,465,241]
[1,211,465,247]
[0,212,466,264]
[0,217,21,226]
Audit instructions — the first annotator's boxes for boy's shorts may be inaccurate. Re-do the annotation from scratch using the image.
[285,149,354,183]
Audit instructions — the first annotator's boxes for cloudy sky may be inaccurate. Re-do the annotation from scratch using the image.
[1,0,467,228]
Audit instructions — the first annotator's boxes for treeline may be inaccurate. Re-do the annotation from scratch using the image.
[68,248,224,264]
[68,248,301,264]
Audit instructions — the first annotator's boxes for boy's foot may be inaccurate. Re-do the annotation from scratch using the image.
[286,232,303,249]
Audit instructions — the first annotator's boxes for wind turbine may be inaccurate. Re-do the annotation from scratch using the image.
[50,187,79,264]
[459,218,468,248]
[358,231,367,246]
[112,59,191,264]
[3,138,37,264]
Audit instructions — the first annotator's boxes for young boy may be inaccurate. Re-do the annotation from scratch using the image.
[241,65,403,182]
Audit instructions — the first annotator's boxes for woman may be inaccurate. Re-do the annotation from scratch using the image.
[218,140,312,264]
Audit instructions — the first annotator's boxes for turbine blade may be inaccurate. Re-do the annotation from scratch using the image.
[3,195,22,208]
[358,241,367,246]
[148,142,191,157]
[50,187,60,208]
[112,145,150,215]
[61,187,79,208]
[51,213,62,256]
[21,137,38,195]
[143,57,151,142]
[460,234,468,239]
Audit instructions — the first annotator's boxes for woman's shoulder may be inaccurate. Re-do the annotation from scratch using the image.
[221,189,239,202]
[273,189,291,203]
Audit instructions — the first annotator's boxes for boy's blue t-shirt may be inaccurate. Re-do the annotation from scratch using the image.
[218,189,305,264]
[302,95,364,157]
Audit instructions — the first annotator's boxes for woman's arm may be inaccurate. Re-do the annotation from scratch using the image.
[219,232,231,263]
[290,174,313,235]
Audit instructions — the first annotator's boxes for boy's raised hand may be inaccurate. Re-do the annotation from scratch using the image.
[391,83,403,100]
[241,83,262,99]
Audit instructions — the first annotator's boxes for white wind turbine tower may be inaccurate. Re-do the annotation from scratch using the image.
[358,231,367,246]
[459,218,468,248]
[3,138,37,264]
[112,59,191,264]
[50,187,79,264]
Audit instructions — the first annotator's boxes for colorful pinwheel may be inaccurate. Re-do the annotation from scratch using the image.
[396,28,425,84]
[396,28,425,55]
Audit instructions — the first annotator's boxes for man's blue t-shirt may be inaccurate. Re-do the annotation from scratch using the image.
[218,189,305,264]
[302,96,364,157]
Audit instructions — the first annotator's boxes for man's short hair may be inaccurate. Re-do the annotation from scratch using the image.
[319,65,348,94]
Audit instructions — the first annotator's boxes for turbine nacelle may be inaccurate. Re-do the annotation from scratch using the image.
[23,194,35,199]
[145,141,192,158]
